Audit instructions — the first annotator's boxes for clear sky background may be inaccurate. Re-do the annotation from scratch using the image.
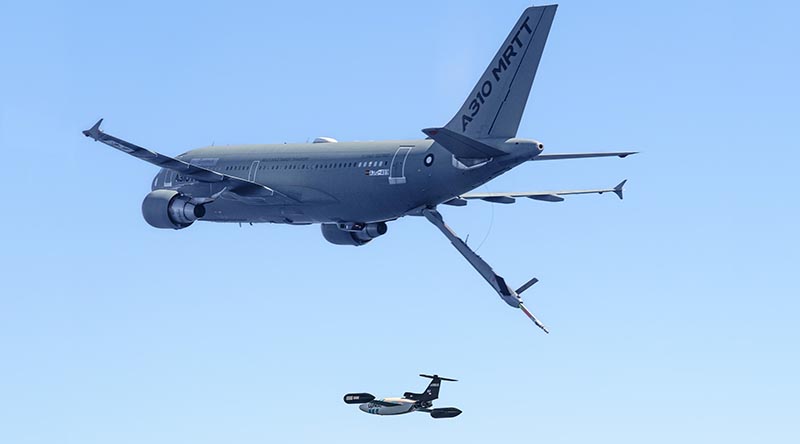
[1,1,798,443]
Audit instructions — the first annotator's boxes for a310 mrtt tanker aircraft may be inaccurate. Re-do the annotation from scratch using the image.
[344,374,462,419]
[83,5,635,333]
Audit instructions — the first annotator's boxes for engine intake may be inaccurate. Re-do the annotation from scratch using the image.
[142,190,205,229]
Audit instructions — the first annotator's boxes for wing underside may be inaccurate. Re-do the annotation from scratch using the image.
[532,151,637,161]
[446,180,627,206]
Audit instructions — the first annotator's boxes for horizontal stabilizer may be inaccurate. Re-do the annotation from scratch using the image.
[516,277,539,295]
[422,127,508,159]
[532,151,637,161]
[420,374,458,382]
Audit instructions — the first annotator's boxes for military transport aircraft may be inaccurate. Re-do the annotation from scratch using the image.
[344,374,462,419]
[83,5,635,333]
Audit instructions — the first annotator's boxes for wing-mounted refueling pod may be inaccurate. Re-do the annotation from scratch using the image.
[343,393,375,404]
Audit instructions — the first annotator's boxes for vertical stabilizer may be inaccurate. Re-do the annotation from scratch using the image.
[404,374,457,402]
[444,5,557,139]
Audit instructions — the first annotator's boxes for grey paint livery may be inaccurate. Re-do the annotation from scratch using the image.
[83,5,636,332]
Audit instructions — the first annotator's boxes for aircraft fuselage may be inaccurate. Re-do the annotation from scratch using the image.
[153,139,537,224]
[359,398,417,416]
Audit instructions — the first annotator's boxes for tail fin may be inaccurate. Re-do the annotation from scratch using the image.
[404,374,457,402]
[444,5,557,139]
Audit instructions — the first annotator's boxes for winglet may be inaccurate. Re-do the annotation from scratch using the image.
[83,118,104,140]
[613,180,627,200]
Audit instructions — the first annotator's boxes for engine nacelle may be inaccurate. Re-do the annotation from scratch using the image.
[321,222,388,246]
[141,190,206,229]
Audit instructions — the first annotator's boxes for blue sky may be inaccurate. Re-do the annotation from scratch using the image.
[1,1,798,442]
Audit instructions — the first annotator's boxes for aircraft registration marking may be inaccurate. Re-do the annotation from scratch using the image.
[365,169,389,176]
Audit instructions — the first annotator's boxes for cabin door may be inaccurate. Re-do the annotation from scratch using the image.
[389,146,413,185]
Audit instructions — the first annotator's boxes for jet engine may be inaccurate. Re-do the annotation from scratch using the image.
[321,222,388,246]
[141,189,206,229]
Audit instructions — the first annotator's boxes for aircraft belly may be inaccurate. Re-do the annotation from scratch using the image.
[320,183,425,221]
[201,200,312,224]
[192,158,513,224]
[195,193,417,225]
[379,403,414,415]
[202,164,432,224]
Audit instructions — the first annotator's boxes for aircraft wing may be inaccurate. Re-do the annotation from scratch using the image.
[532,151,637,161]
[446,180,626,205]
[82,119,296,201]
